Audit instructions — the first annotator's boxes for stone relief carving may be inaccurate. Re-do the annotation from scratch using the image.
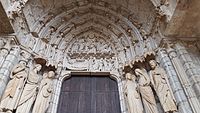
[135,68,159,113]
[68,35,113,55]
[49,33,62,46]
[32,71,55,113]
[149,60,177,112]
[0,51,56,113]
[16,64,42,113]
[37,41,47,56]
[7,0,30,33]
[64,56,118,72]
[0,61,28,113]
[20,50,31,63]
[23,33,37,50]
[124,73,143,113]
[25,0,155,35]
[122,53,179,113]
[16,0,159,70]
[1,0,194,113]
[60,34,120,71]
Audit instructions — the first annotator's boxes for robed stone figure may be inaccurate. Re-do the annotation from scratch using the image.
[149,60,177,113]
[135,68,159,113]
[0,62,28,113]
[16,64,42,113]
[32,71,55,113]
[124,73,143,113]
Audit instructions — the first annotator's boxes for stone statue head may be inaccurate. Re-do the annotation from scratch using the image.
[48,71,55,78]
[19,60,27,66]
[149,60,157,69]
[0,49,9,56]
[134,68,144,77]
[125,73,132,80]
[34,64,42,72]
[13,63,26,74]
[126,73,136,81]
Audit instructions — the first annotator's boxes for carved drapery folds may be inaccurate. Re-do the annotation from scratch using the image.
[123,53,178,113]
[16,64,42,113]
[149,60,177,112]
[32,71,55,113]
[0,62,28,113]
[63,33,119,71]
[0,57,56,113]
[12,0,159,74]
[124,73,143,113]
[135,68,159,113]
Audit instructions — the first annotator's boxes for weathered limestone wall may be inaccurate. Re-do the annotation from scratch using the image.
[175,42,200,101]
[0,1,200,113]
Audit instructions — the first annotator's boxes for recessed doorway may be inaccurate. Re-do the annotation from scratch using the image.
[57,75,121,113]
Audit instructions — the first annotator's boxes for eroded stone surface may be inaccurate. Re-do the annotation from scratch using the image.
[0,0,199,113]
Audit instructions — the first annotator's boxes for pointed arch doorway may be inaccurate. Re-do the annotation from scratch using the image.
[57,72,121,113]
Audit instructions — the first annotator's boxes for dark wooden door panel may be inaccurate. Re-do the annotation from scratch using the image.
[57,76,121,113]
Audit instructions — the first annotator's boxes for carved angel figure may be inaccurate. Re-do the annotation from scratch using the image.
[16,64,42,113]
[0,62,28,112]
[135,68,159,113]
[149,60,177,113]
[32,71,55,113]
[124,73,143,113]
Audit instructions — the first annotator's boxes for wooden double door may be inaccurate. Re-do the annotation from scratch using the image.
[57,76,121,113]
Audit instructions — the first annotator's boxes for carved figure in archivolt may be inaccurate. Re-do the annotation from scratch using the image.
[16,64,42,113]
[0,62,28,112]
[124,73,143,113]
[149,60,177,113]
[32,71,55,113]
[135,68,159,113]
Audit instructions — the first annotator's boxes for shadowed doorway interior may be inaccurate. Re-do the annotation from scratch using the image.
[57,75,121,113]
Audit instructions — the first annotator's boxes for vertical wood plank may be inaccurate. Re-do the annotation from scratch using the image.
[57,75,121,113]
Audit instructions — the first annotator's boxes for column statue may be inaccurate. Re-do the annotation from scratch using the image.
[135,68,159,113]
[16,64,42,113]
[149,60,177,112]
[124,73,143,113]
[32,71,55,113]
[0,62,28,113]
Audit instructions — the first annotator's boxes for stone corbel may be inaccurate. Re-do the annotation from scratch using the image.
[59,71,71,82]
[110,71,121,81]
